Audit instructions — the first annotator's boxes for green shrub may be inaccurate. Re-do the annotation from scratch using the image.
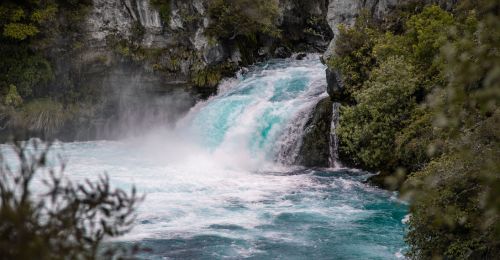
[0,140,141,258]
[30,4,58,23]
[0,45,54,98]
[191,62,237,88]
[3,84,23,107]
[394,107,442,172]
[2,23,39,40]
[338,56,419,169]
[7,99,69,136]
[405,5,454,67]
[403,2,500,257]
[404,111,500,259]
[206,0,280,40]
[327,11,378,96]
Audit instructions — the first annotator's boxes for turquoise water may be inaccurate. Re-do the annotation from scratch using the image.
[11,56,407,259]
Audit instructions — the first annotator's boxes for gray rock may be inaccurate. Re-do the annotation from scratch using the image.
[296,97,333,167]
[258,47,270,57]
[325,67,345,101]
[274,47,291,59]
[295,53,307,60]
[204,44,226,65]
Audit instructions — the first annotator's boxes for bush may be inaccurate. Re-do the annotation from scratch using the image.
[191,62,237,88]
[405,5,454,67]
[327,11,378,95]
[206,0,280,40]
[337,56,418,170]
[5,99,69,136]
[403,2,500,257]
[0,140,142,258]
[0,45,54,98]
[0,0,92,102]
[3,85,23,107]
[2,23,39,40]
[404,111,500,259]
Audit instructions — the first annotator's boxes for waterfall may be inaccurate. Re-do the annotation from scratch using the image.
[329,102,342,168]
[274,105,316,165]
[178,55,326,169]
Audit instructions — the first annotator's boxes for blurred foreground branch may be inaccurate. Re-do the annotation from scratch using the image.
[0,139,142,259]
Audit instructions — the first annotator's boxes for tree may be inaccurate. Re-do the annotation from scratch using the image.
[0,140,142,259]
[337,56,418,170]
[403,1,500,257]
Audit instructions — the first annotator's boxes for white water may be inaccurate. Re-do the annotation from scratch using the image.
[2,56,407,259]
[178,55,327,170]
[329,102,342,168]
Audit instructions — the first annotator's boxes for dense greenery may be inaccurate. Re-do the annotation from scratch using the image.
[328,0,499,258]
[0,140,141,258]
[331,5,454,172]
[206,0,280,40]
[0,0,92,138]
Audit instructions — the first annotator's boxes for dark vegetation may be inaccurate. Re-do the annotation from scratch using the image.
[327,0,499,258]
[0,140,141,259]
[0,0,93,139]
[204,0,281,78]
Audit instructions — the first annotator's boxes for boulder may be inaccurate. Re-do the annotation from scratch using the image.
[274,46,292,59]
[296,97,333,167]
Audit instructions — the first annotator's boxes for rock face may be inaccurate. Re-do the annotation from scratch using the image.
[324,0,397,59]
[296,97,333,167]
[325,67,346,101]
[279,0,333,52]
[31,0,334,140]
[72,0,334,97]
[75,0,334,95]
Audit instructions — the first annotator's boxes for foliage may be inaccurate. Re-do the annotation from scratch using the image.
[0,0,92,125]
[337,56,418,170]
[394,107,442,172]
[404,111,500,259]
[405,5,454,68]
[206,0,280,40]
[3,85,23,107]
[332,5,459,171]
[327,11,378,94]
[0,45,54,98]
[0,140,141,259]
[403,1,500,258]
[2,23,39,40]
[330,0,500,258]
[3,99,69,137]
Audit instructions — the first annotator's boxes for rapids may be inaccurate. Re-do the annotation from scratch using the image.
[6,56,408,259]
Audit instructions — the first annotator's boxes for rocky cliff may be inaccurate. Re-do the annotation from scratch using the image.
[1,0,334,141]
[69,0,333,138]
[72,0,334,97]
